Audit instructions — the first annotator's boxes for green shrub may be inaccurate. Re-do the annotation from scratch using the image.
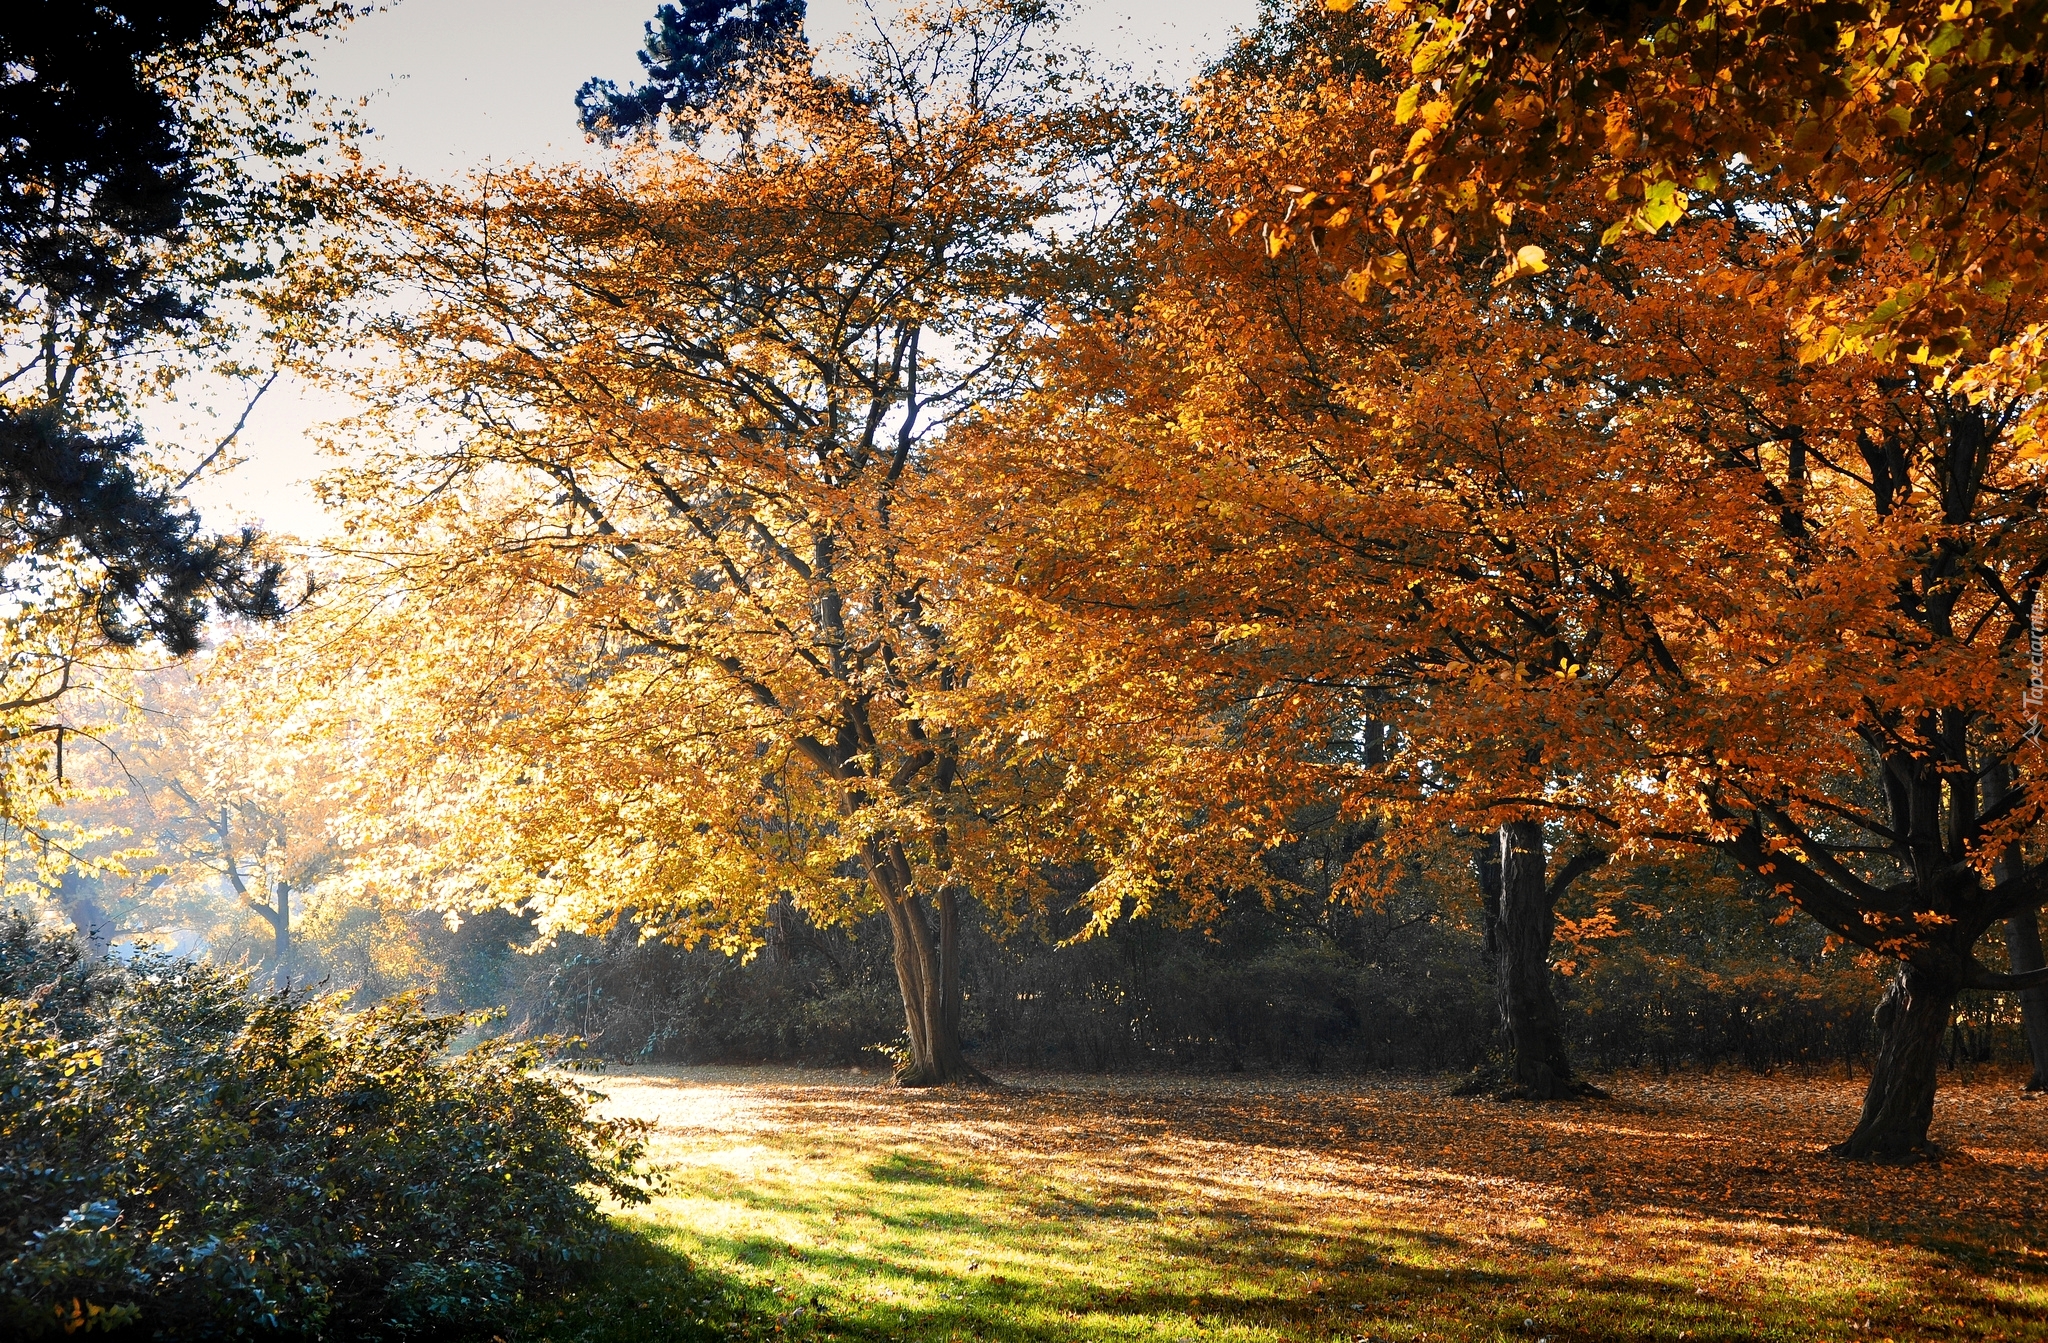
[0,917,652,1339]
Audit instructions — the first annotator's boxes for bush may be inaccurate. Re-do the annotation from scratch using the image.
[0,917,652,1339]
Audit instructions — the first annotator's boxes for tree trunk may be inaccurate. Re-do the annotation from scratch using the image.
[1832,965,1955,1159]
[1493,820,1577,1099]
[1475,838,1502,968]
[2007,911,2048,1090]
[867,845,973,1086]
[271,880,292,989]
[762,891,796,968]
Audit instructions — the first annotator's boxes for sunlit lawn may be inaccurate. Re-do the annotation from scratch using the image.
[513,1065,2048,1343]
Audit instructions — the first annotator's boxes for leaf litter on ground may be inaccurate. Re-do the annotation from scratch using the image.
[567,1066,2048,1343]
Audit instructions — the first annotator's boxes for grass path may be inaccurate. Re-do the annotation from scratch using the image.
[529,1067,2048,1343]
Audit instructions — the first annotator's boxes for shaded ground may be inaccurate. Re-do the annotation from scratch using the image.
[562,1066,2048,1343]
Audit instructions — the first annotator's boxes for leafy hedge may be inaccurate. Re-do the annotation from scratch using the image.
[0,917,652,1339]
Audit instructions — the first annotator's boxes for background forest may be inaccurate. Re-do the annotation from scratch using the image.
[43,708,1931,1079]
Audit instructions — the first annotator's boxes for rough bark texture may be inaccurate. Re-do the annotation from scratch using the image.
[867,842,974,1086]
[2008,911,2048,1090]
[1833,966,1955,1159]
[1493,820,1578,1099]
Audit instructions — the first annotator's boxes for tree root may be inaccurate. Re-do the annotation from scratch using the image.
[892,1058,1000,1090]
[1825,1136,1948,1163]
[1491,1077,1609,1102]
[1452,1059,1607,1102]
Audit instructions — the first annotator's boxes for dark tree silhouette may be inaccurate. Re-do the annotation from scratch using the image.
[0,2,330,653]
[575,0,808,140]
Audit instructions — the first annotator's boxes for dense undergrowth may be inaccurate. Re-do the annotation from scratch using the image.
[0,916,654,1339]
[506,869,2015,1079]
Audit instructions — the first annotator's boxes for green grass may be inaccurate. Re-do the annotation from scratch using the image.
[515,1067,2048,1343]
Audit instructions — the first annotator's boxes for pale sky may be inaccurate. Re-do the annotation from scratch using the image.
[182,0,1264,538]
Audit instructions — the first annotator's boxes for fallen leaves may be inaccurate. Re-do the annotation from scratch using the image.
[595,1065,2048,1342]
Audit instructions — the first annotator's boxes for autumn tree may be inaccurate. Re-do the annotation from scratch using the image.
[274,0,1140,1084]
[126,668,342,982]
[1337,0,2048,1099]
[1341,0,2048,364]
[1321,0,2048,1151]
[957,2,2048,1151]
[941,6,1638,1099]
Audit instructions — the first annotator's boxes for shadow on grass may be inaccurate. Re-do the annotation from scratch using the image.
[868,1151,988,1190]
[507,1221,817,1343]
[670,1210,1874,1343]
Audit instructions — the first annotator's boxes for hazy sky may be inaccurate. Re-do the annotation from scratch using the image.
[184,0,1264,537]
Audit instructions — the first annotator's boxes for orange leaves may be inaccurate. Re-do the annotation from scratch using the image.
[1377,0,2048,359]
[938,1,2048,1011]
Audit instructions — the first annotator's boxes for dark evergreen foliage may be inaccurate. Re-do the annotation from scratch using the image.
[0,412,288,652]
[0,2,322,653]
[575,0,808,139]
[505,874,1941,1079]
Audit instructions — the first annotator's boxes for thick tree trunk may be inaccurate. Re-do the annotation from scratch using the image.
[867,847,973,1086]
[1493,821,1578,1099]
[1833,966,1955,1159]
[2007,911,2048,1090]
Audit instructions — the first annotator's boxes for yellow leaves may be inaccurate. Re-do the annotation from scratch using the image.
[61,1048,103,1077]
[1323,0,1359,10]
[1266,227,1290,259]
[1492,244,1548,285]
[1411,36,1456,76]
[1647,179,1692,227]
[1229,208,1253,237]
[1600,179,1690,245]
[1341,252,1410,299]
[1397,89,1454,162]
